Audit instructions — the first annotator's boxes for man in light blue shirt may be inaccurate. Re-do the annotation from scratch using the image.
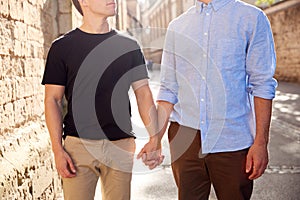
[154,0,277,199]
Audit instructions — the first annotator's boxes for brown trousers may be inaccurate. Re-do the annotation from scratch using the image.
[168,122,253,200]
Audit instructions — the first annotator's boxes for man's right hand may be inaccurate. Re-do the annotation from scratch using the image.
[53,149,77,178]
[45,84,75,178]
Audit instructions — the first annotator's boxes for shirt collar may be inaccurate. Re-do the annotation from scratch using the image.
[195,0,233,13]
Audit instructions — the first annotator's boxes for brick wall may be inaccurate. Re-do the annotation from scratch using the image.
[0,0,72,199]
[265,0,300,82]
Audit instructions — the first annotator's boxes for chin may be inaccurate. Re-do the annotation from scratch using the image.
[107,11,117,17]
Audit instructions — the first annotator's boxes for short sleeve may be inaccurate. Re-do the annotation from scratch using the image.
[41,42,67,86]
[130,47,149,83]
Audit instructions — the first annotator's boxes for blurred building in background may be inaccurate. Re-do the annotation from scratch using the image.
[139,0,194,63]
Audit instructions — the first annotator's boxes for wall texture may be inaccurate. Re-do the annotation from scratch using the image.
[0,0,72,199]
[265,0,300,82]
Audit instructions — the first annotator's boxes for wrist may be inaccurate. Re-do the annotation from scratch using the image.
[52,145,65,155]
[253,139,268,147]
[149,135,160,142]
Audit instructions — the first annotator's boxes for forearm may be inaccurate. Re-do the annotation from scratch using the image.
[45,98,64,154]
[253,96,273,146]
[157,101,174,141]
[135,86,158,138]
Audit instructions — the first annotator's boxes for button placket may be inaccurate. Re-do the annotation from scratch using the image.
[199,4,212,143]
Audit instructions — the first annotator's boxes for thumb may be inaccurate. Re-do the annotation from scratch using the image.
[137,148,145,159]
[245,153,253,173]
[158,155,165,165]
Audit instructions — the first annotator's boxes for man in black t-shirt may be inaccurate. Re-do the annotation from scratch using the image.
[42,0,163,199]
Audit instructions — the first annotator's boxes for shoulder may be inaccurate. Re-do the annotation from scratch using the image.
[50,29,78,51]
[233,0,265,18]
[114,30,141,46]
[168,6,197,30]
[108,30,142,52]
[228,0,269,31]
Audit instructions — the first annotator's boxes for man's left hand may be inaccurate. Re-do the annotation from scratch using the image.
[246,143,269,180]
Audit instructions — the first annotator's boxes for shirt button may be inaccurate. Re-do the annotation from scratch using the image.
[201,98,204,102]
[201,121,205,124]
[202,76,206,80]
[203,54,207,58]
[204,32,208,36]
[206,13,210,16]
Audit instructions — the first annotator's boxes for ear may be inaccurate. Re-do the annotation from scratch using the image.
[78,0,88,7]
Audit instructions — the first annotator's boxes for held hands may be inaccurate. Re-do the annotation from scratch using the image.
[53,149,77,178]
[137,136,165,170]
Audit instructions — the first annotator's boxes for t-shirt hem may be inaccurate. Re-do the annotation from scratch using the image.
[41,81,66,86]
[63,133,136,141]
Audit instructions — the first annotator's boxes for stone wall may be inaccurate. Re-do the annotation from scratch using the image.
[265,0,300,82]
[0,0,72,199]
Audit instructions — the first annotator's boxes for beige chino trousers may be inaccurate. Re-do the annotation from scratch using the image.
[62,136,135,200]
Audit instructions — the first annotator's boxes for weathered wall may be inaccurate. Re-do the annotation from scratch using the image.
[265,0,300,82]
[0,0,72,199]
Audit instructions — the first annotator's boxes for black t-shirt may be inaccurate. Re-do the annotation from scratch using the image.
[42,28,148,140]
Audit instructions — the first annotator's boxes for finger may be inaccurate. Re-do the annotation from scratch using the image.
[144,159,157,165]
[148,158,164,170]
[147,151,161,161]
[146,153,164,163]
[64,171,76,178]
[56,165,69,178]
[137,148,145,159]
[142,153,150,162]
[248,170,258,180]
[249,164,266,180]
[148,163,158,170]
[67,158,77,174]
[157,155,165,165]
[248,165,262,180]
[245,154,253,173]
[148,161,159,170]
[249,158,268,180]
[60,167,73,178]
[144,159,157,166]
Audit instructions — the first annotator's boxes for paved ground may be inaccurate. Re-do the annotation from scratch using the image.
[62,70,300,200]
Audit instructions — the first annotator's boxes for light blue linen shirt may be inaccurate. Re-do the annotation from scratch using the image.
[157,0,277,153]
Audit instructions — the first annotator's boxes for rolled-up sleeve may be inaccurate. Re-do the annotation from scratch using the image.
[157,27,179,104]
[246,11,277,100]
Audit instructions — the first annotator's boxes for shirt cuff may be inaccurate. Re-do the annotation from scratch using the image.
[248,79,277,99]
[157,89,178,104]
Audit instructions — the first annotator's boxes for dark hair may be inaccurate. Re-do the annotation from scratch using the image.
[72,0,83,16]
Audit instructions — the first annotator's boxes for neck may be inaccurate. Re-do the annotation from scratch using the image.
[198,0,212,4]
[80,15,111,34]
